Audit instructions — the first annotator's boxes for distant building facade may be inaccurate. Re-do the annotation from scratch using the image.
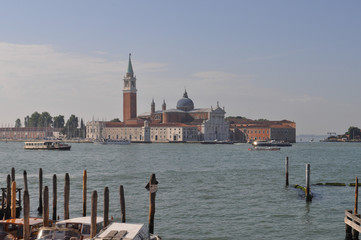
[228,118,296,143]
[86,54,229,142]
[0,127,62,140]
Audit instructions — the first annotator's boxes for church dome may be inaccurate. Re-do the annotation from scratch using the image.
[176,90,194,111]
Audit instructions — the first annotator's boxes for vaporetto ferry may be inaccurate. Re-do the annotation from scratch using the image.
[24,141,71,150]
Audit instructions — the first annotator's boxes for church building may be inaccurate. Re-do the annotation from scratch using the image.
[86,54,229,142]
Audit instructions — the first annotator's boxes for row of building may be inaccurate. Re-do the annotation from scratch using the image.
[0,54,296,143]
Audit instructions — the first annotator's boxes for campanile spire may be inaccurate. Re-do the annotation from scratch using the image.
[123,53,137,122]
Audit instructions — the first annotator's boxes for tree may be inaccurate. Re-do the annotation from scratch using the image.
[347,126,361,140]
[29,112,41,127]
[53,115,65,128]
[39,112,53,127]
[15,119,21,128]
[79,118,86,138]
[24,116,29,127]
[63,114,79,138]
[110,118,121,122]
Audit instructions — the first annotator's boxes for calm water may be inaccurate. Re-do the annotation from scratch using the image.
[0,141,360,239]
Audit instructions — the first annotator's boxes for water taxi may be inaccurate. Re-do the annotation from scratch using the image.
[24,141,71,150]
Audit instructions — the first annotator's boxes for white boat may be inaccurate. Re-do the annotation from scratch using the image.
[55,217,104,239]
[252,140,292,147]
[36,227,82,240]
[103,139,131,145]
[93,222,161,240]
[24,141,71,150]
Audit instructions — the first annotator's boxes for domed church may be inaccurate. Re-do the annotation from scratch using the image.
[86,54,229,142]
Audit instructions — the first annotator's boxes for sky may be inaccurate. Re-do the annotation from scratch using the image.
[0,1,360,135]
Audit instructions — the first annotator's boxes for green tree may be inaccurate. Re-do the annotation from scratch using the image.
[29,112,41,127]
[79,118,86,138]
[63,114,79,138]
[347,126,361,140]
[15,119,21,128]
[53,115,65,128]
[24,116,29,127]
[39,112,53,127]
[110,118,121,122]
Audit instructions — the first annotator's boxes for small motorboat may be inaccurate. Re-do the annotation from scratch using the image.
[248,147,281,151]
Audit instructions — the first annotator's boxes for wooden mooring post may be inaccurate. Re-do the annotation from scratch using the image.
[23,170,28,192]
[11,181,16,218]
[11,168,15,183]
[23,190,30,240]
[119,185,126,223]
[52,174,57,221]
[285,157,289,186]
[104,187,109,227]
[6,175,11,219]
[90,191,97,239]
[38,168,43,214]
[83,170,87,217]
[43,186,49,226]
[64,173,70,220]
[355,177,359,215]
[306,164,311,202]
[146,173,158,234]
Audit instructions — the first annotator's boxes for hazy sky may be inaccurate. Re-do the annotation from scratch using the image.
[0,1,360,135]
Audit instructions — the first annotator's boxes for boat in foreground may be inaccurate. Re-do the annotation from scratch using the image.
[0,217,52,239]
[36,227,82,240]
[24,141,71,150]
[55,216,103,239]
[93,222,161,240]
[252,140,292,147]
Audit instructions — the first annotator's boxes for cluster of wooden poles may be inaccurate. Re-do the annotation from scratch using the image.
[4,168,159,239]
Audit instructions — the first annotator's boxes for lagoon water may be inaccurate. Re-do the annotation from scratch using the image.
[0,141,360,239]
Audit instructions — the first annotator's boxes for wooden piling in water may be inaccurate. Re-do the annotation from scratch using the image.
[355,177,359,215]
[43,186,49,226]
[285,157,289,186]
[52,174,57,221]
[23,170,28,192]
[119,185,126,223]
[146,173,158,234]
[23,190,30,240]
[90,191,97,238]
[306,164,311,202]
[64,173,70,220]
[83,170,87,217]
[6,175,11,219]
[38,168,43,214]
[104,187,109,227]
[11,181,16,218]
[11,168,15,183]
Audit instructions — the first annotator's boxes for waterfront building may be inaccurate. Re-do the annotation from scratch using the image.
[86,54,229,142]
[228,118,296,143]
[0,127,62,140]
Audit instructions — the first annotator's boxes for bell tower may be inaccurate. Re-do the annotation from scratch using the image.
[123,53,137,122]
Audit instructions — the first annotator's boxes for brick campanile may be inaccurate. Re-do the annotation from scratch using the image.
[123,53,137,122]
